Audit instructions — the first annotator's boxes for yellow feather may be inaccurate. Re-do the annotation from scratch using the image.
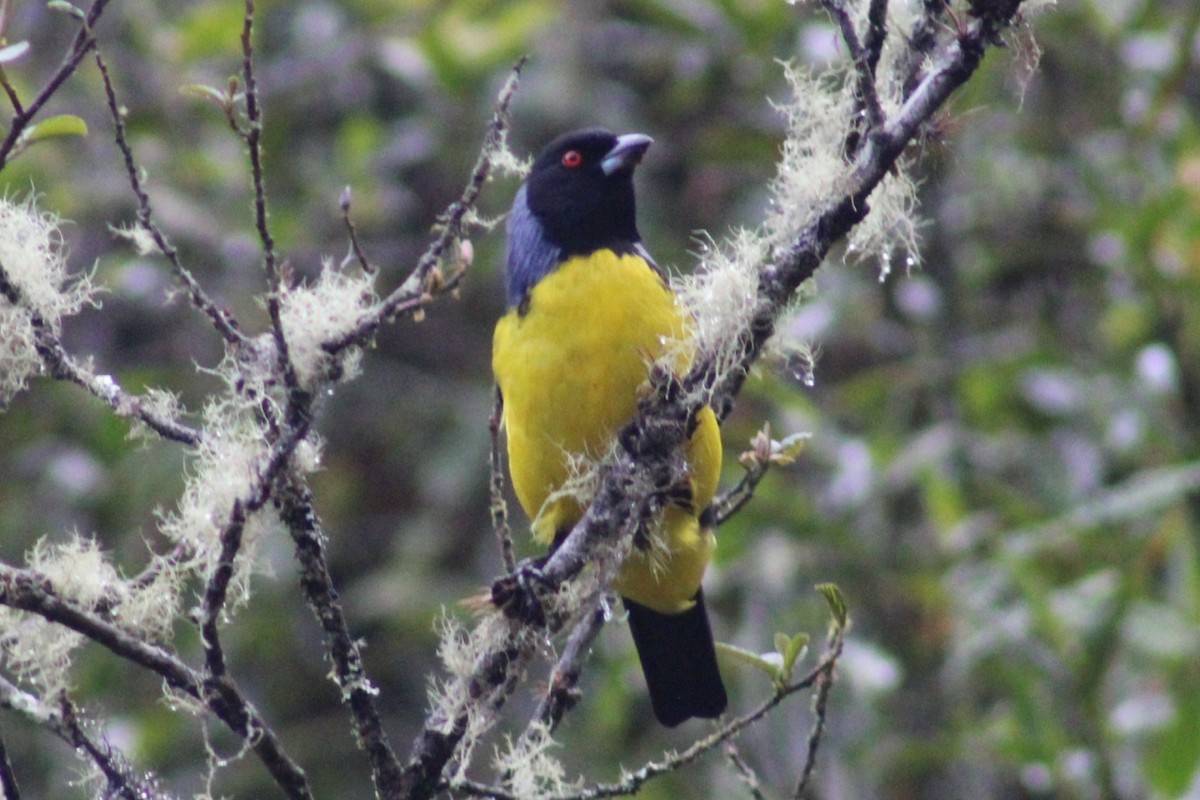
[492,250,722,615]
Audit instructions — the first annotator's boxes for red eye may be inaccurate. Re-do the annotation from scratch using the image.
[561,150,583,168]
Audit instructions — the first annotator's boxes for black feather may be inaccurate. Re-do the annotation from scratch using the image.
[623,590,728,727]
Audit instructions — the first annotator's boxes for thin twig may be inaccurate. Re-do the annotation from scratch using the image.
[454,624,846,800]
[94,48,247,348]
[240,0,276,289]
[238,0,301,396]
[0,261,201,445]
[863,0,889,83]
[58,694,172,800]
[0,67,23,115]
[339,187,376,274]
[490,386,516,573]
[794,627,844,798]
[0,679,174,800]
[521,597,608,738]
[820,0,886,134]
[323,56,527,354]
[725,740,771,800]
[712,459,771,527]
[196,405,316,677]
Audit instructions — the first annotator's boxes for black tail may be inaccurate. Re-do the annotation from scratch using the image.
[623,589,727,727]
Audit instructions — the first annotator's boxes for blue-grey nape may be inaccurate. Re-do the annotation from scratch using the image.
[505,184,562,310]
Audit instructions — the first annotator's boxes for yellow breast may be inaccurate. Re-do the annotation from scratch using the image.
[492,250,721,613]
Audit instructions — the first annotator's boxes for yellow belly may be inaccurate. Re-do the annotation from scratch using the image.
[492,250,721,614]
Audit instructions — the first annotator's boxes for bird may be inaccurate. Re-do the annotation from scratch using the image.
[492,127,727,727]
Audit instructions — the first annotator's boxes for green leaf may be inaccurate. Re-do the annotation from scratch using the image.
[775,631,810,677]
[1144,667,1200,797]
[22,114,88,143]
[716,642,786,684]
[179,84,230,110]
[0,42,30,64]
[46,0,86,19]
[816,583,848,630]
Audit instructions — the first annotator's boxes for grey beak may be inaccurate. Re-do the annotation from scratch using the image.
[601,133,653,176]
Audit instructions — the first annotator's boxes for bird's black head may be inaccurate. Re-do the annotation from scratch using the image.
[523,127,652,256]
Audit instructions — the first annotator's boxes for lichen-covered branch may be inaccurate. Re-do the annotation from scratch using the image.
[454,622,845,800]
[0,258,201,445]
[0,563,313,799]
[490,386,517,574]
[0,677,175,800]
[522,598,608,737]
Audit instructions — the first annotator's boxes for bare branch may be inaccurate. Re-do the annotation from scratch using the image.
[725,740,770,800]
[238,0,301,397]
[324,56,528,354]
[94,48,248,349]
[712,462,769,526]
[339,187,376,274]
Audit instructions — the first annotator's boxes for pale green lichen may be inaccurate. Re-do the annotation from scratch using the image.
[278,259,377,391]
[0,195,96,403]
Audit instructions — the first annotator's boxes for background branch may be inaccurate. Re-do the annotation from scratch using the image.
[94,48,247,349]
[0,0,111,168]
[324,56,527,354]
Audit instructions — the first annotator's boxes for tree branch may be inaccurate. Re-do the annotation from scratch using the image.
[454,623,845,800]
[820,0,887,135]
[0,563,313,799]
[490,387,516,574]
[94,48,248,349]
[0,261,201,445]
[323,56,527,354]
[521,597,608,738]
[278,475,405,798]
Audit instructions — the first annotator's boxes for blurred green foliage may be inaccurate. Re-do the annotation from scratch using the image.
[0,0,1198,798]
